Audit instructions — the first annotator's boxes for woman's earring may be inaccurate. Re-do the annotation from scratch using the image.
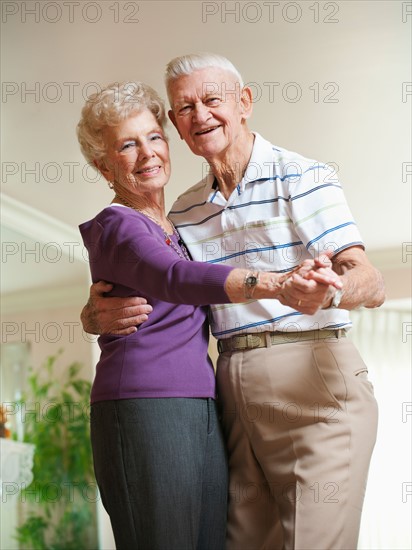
[107,181,114,189]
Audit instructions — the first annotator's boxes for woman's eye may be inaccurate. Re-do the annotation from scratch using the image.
[150,134,163,141]
[120,141,135,151]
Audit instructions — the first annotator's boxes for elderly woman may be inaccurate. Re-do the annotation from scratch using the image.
[77,82,340,550]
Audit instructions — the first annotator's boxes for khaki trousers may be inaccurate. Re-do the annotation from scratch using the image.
[216,336,378,550]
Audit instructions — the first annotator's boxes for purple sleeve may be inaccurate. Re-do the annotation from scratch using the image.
[80,208,233,305]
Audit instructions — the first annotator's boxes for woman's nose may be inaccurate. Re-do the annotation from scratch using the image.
[138,141,155,159]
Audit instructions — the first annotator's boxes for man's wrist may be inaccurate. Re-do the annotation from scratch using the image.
[324,288,344,309]
[330,288,344,308]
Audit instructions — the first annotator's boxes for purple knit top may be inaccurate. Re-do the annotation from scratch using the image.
[79,205,233,404]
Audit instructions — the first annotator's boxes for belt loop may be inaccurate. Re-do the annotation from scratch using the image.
[264,332,272,348]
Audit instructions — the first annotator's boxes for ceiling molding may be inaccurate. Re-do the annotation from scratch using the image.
[1,193,84,263]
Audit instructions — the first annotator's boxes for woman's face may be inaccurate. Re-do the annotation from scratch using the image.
[98,109,171,199]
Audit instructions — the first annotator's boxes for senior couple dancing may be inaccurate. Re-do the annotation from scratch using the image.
[77,52,385,550]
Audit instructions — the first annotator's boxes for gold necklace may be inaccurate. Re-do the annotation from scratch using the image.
[115,199,191,261]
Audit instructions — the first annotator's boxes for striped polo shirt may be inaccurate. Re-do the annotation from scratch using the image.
[169,132,363,339]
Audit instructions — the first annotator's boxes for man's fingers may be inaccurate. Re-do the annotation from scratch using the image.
[95,298,152,314]
[125,297,150,307]
[120,304,152,317]
[319,251,333,259]
[104,315,148,334]
[89,282,151,309]
[109,326,138,336]
[279,272,335,313]
[115,313,150,329]
[90,280,114,297]
[277,294,319,315]
[285,274,339,299]
[305,270,343,288]
[289,273,322,289]
[100,309,151,334]
[316,251,333,264]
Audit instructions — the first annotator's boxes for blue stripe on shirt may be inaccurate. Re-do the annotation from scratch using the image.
[290,183,342,202]
[305,222,356,249]
[214,316,351,337]
[206,241,303,264]
[213,311,303,336]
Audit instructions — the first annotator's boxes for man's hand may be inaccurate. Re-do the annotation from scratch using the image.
[80,281,153,335]
[276,255,343,315]
[277,247,385,314]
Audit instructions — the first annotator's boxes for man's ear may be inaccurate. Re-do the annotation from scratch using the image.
[240,86,253,121]
[168,109,183,140]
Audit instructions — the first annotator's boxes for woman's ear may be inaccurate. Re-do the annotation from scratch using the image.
[93,159,115,188]
[93,158,104,173]
[94,158,111,179]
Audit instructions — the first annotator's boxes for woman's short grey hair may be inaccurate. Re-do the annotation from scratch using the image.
[165,53,244,104]
[77,81,166,164]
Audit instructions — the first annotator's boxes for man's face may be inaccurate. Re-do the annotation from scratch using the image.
[168,67,252,160]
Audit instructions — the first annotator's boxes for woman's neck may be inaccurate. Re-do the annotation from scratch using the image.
[112,190,167,222]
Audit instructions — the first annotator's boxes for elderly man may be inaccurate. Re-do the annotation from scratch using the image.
[82,53,385,549]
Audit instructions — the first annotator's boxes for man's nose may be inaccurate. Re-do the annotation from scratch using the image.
[192,102,211,124]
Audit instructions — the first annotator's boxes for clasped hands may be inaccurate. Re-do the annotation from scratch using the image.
[276,254,343,315]
[81,255,342,336]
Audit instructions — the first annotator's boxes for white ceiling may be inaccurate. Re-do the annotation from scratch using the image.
[1,1,411,295]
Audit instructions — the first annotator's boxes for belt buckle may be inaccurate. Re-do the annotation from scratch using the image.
[246,333,262,349]
[232,334,261,350]
[233,335,247,350]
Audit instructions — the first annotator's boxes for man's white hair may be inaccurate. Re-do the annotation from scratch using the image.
[165,53,244,104]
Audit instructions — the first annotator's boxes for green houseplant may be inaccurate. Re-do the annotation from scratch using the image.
[14,351,98,549]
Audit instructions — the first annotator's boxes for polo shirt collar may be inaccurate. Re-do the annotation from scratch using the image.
[238,132,276,188]
[205,132,275,203]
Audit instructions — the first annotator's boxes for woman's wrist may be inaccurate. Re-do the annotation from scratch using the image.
[244,271,260,299]
[225,269,288,303]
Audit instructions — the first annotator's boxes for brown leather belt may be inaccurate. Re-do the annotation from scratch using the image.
[217,329,346,353]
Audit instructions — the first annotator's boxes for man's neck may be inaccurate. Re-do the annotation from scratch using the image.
[208,131,255,200]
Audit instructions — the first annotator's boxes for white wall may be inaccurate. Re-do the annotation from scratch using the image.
[1,0,410,254]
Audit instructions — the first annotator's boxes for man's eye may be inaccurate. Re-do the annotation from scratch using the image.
[179,105,191,114]
[149,134,163,141]
[206,97,221,105]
